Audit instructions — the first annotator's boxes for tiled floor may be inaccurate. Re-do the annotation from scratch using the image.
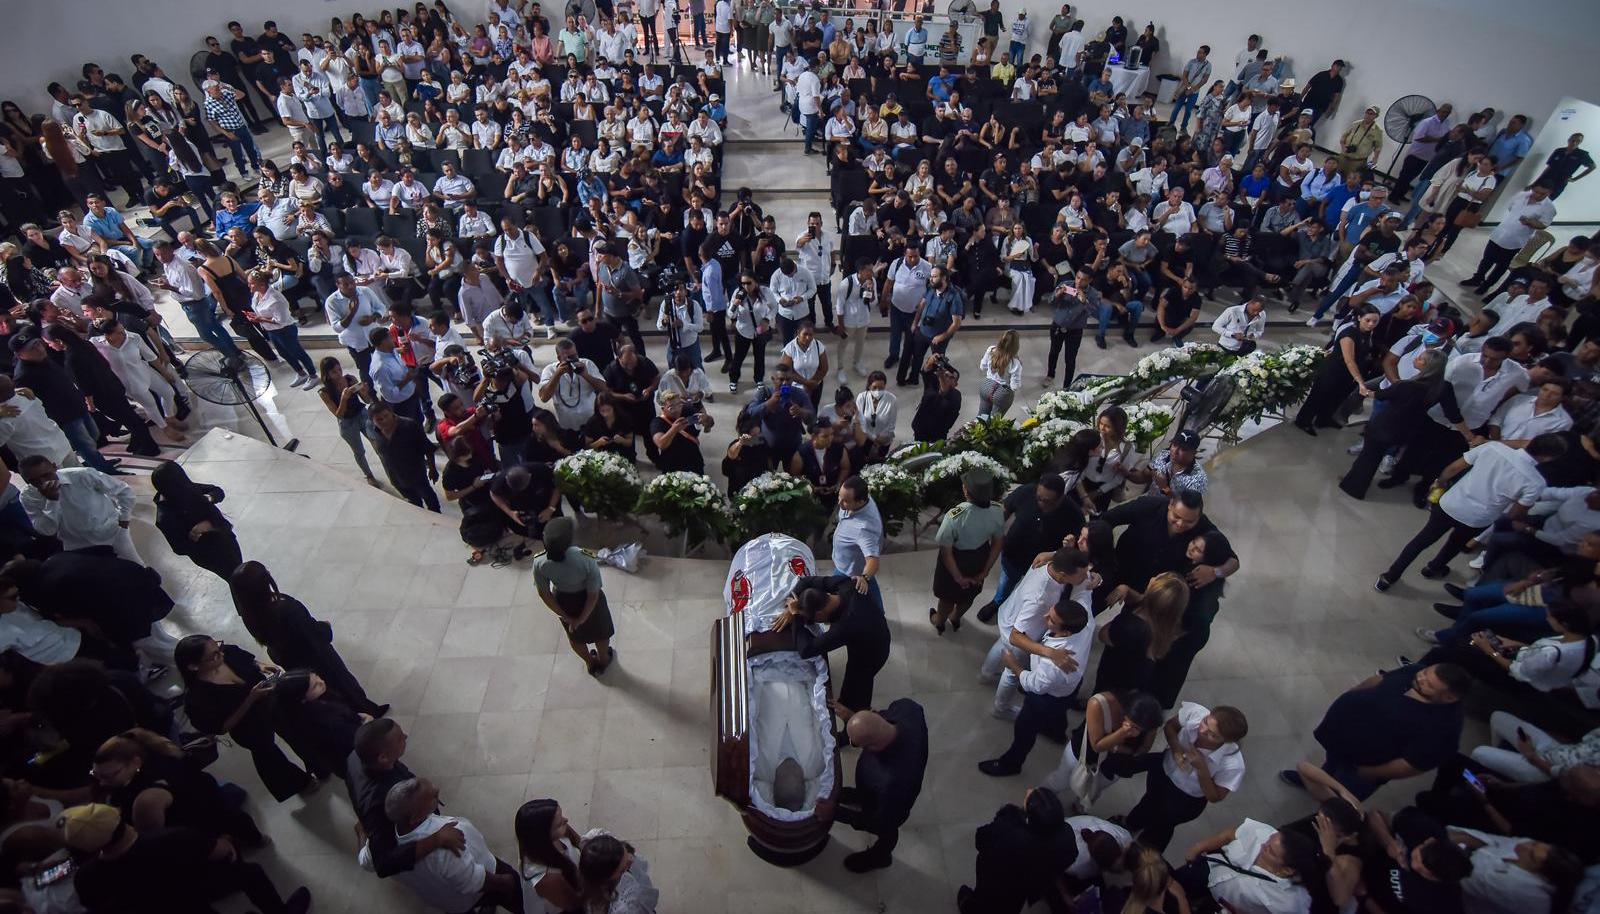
[123,55,1589,914]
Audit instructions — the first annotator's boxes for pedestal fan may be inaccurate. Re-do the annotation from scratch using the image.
[1382,94,1437,178]
[183,350,287,447]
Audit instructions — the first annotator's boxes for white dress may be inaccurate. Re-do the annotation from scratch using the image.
[93,334,178,430]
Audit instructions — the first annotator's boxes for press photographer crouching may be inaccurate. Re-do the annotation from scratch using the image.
[913,352,963,444]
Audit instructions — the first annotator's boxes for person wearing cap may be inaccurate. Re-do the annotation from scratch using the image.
[1337,105,1384,176]
[930,469,1006,633]
[64,802,312,914]
[534,516,616,676]
[1296,60,1346,126]
[1143,430,1210,497]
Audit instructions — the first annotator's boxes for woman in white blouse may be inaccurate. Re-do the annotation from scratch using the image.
[245,270,319,387]
[904,159,935,204]
[1438,154,1498,254]
[854,370,899,460]
[779,321,830,407]
[1221,92,1253,154]
[978,330,1022,419]
[403,112,434,148]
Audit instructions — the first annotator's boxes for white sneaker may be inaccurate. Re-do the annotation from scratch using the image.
[289,373,309,388]
[544,325,557,340]
[1469,553,1486,570]
[1346,442,1364,456]
[990,704,1020,721]
[1379,454,1397,475]
[836,370,847,384]
[853,363,866,377]
[1305,316,1325,327]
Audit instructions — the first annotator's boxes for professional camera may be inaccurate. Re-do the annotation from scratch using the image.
[931,354,957,377]
[656,263,688,294]
[479,348,518,379]
[442,345,482,390]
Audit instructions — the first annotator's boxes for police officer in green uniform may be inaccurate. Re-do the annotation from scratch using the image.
[532,517,617,676]
[930,469,1007,633]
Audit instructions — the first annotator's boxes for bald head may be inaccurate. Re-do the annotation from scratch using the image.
[845,710,898,751]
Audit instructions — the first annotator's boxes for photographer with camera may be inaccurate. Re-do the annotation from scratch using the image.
[900,265,965,388]
[482,299,534,349]
[600,343,661,459]
[488,462,562,543]
[435,392,494,467]
[471,342,539,465]
[538,337,606,432]
[745,367,815,464]
[912,351,963,443]
[595,242,648,353]
[657,282,705,368]
[726,271,777,395]
[651,390,708,474]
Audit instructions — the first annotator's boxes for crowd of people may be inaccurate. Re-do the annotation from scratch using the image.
[0,0,1593,912]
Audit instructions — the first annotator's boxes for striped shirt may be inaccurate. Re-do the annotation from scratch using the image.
[203,95,247,130]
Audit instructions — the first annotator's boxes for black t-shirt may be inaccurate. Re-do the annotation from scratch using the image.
[372,417,437,488]
[571,321,622,369]
[14,357,87,424]
[489,461,556,513]
[680,224,709,265]
[22,240,72,270]
[603,356,659,410]
[935,169,969,201]
[205,50,244,85]
[75,828,219,914]
[1360,809,1462,914]
[248,61,280,93]
[912,370,961,442]
[229,36,262,65]
[1159,288,1201,327]
[1000,482,1084,565]
[1095,608,1154,692]
[650,415,705,473]
[1095,494,1232,590]
[1301,71,1346,111]
[1313,666,1463,772]
[707,230,743,281]
[441,456,496,512]
[854,698,928,828]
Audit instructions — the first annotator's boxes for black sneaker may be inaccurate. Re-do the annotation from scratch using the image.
[977,759,1021,777]
[1419,564,1449,580]
[1278,769,1305,790]
[1432,602,1463,620]
[1095,336,1107,349]
[1444,583,1466,600]
[1396,654,1416,667]
[1124,333,1139,348]
[975,601,999,624]
[884,355,898,369]
[1374,575,1393,593]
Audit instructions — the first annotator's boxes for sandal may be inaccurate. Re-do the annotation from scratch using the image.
[928,607,945,635]
[466,549,486,566]
[585,649,601,676]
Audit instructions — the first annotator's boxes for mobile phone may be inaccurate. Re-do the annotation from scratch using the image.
[34,859,74,888]
[1461,770,1487,795]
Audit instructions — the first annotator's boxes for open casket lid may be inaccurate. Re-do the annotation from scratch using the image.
[724,534,815,636]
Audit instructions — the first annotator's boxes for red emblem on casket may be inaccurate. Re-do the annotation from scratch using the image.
[788,556,810,578]
[729,571,751,613]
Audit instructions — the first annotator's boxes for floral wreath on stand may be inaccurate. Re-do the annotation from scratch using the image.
[921,452,1016,512]
[636,471,736,551]
[1019,417,1091,478]
[859,462,924,539]
[732,471,825,542]
[554,450,645,522]
[1214,344,1326,435]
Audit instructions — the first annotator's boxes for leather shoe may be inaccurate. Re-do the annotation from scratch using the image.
[1432,602,1463,620]
[977,759,1021,777]
[843,850,892,873]
[975,601,999,624]
[1278,769,1305,789]
[1420,564,1449,579]
[1444,583,1466,600]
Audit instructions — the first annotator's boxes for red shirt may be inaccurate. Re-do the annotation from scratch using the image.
[437,408,494,464]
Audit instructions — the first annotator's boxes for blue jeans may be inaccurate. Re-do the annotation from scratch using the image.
[180,297,242,358]
[1096,298,1144,339]
[266,325,317,377]
[308,117,345,154]
[221,131,261,176]
[552,279,591,323]
[1433,582,1550,645]
[61,414,119,472]
[803,113,821,152]
[1171,91,1200,131]
[990,556,1027,607]
[1314,265,1364,319]
[359,78,380,110]
[1009,40,1026,62]
[668,338,704,369]
[887,307,914,361]
[113,237,157,270]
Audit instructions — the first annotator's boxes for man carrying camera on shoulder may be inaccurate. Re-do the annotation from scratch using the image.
[472,338,540,464]
[538,337,607,432]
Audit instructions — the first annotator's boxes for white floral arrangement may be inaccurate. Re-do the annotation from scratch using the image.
[732,471,825,541]
[859,462,924,536]
[888,440,945,465]
[921,452,1016,510]
[1216,344,1326,427]
[1125,400,1177,450]
[637,470,736,545]
[554,449,644,521]
[1028,389,1101,424]
[1022,418,1091,474]
[1124,342,1235,390]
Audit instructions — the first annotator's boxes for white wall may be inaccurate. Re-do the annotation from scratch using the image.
[1486,97,1600,225]
[1008,0,1600,174]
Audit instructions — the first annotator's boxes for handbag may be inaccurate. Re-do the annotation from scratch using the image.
[1453,207,1484,229]
[1068,695,1109,806]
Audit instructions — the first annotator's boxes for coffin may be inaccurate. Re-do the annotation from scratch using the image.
[710,534,841,865]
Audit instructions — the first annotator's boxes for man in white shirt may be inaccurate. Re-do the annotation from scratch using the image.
[431,163,476,210]
[1151,187,1196,237]
[979,547,1094,718]
[537,338,606,430]
[0,379,72,466]
[1464,183,1557,295]
[1186,819,1318,914]
[882,245,932,371]
[371,777,520,913]
[18,458,139,562]
[1124,702,1249,851]
[1212,298,1266,354]
[795,61,823,155]
[713,0,734,64]
[325,273,388,382]
[770,259,817,342]
[1486,275,1553,337]
[794,214,835,328]
[978,598,1094,775]
[1377,434,1564,589]
[1489,379,1573,446]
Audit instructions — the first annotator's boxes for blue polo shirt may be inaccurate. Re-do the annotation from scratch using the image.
[927,74,956,102]
[1341,201,1386,245]
[1321,183,1358,229]
[1488,129,1532,176]
[214,202,262,238]
[84,208,128,243]
[918,285,966,339]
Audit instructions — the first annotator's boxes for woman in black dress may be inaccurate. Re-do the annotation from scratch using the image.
[582,394,638,462]
[1150,535,1235,708]
[151,461,242,580]
[227,562,387,717]
[1294,304,1380,434]
[174,634,322,801]
[778,575,891,723]
[266,670,366,782]
[90,728,264,846]
[440,436,505,565]
[1095,571,1189,696]
[195,239,278,363]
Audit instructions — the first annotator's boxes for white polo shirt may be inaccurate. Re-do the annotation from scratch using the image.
[1065,816,1133,880]
[1162,702,1246,799]
[493,229,544,286]
[1206,819,1314,914]
[0,395,72,464]
[1440,440,1544,528]
[1489,191,1557,250]
[1487,293,1551,337]
[1431,352,1529,430]
[1491,392,1572,441]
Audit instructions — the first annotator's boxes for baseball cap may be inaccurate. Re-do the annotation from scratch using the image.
[1172,429,1201,451]
[58,804,122,852]
[1426,316,1457,338]
[1365,104,1381,114]
[7,331,39,353]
